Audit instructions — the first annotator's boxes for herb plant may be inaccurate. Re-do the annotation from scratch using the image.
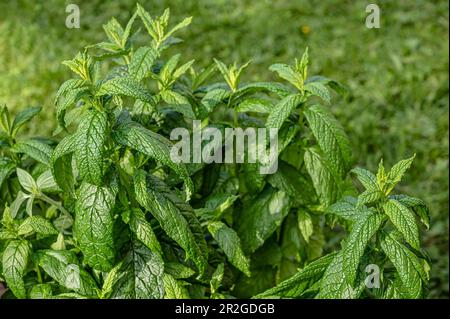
[0,5,430,299]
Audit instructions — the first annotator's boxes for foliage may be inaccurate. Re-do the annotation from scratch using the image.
[0,5,435,299]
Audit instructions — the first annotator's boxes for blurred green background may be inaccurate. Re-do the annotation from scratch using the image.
[1,0,448,298]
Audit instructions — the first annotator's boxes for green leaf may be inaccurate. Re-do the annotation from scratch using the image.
[2,240,30,299]
[383,199,420,250]
[381,233,425,298]
[236,98,273,114]
[351,167,378,191]
[210,263,224,294]
[56,87,88,130]
[13,139,53,166]
[12,106,42,137]
[357,188,383,207]
[160,90,195,118]
[36,170,57,191]
[297,210,314,243]
[29,284,53,299]
[200,88,230,115]
[304,104,352,178]
[33,249,98,297]
[16,167,37,193]
[164,262,195,279]
[113,120,193,200]
[134,170,207,274]
[318,211,384,299]
[325,196,360,222]
[0,157,16,188]
[100,261,123,299]
[163,273,189,299]
[51,134,77,197]
[74,182,116,271]
[236,82,293,98]
[266,94,304,129]
[304,82,331,104]
[254,253,336,298]
[207,221,250,276]
[267,160,316,206]
[304,148,339,207]
[74,109,109,185]
[18,216,58,236]
[97,76,157,105]
[391,194,430,230]
[385,155,416,193]
[269,64,302,90]
[128,208,162,255]
[109,240,165,299]
[236,187,291,253]
[129,46,159,80]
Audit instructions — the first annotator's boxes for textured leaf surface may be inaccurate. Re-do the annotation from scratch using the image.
[129,46,158,80]
[51,133,78,196]
[391,194,430,230]
[207,221,250,276]
[134,171,207,274]
[266,94,303,129]
[13,139,53,166]
[129,208,162,255]
[34,249,98,297]
[304,148,339,207]
[74,109,109,185]
[236,187,291,253]
[305,104,351,178]
[18,216,58,236]
[318,211,384,298]
[381,233,424,298]
[75,182,116,271]
[383,199,420,250]
[109,240,164,299]
[254,253,336,298]
[2,240,30,298]
[113,120,193,200]
[97,76,157,105]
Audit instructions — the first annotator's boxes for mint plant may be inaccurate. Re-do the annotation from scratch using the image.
[0,5,430,299]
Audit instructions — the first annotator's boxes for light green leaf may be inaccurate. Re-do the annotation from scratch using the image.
[297,210,314,243]
[391,194,430,230]
[351,167,378,191]
[36,170,57,191]
[207,221,250,276]
[385,155,416,193]
[134,170,207,274]
[2,240,30,299]
[128,46,159,80]
[33,249,98,297]
[75,182,116,271]
[269,64,302,90]
[50,133,78,197]
[254,253,336,298]
[383,199,420,250]
[164,263,195,279]
[109,240,165,299]
[16,167,37,193]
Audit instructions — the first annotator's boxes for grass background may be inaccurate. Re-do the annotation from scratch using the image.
[1,0,448,298]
